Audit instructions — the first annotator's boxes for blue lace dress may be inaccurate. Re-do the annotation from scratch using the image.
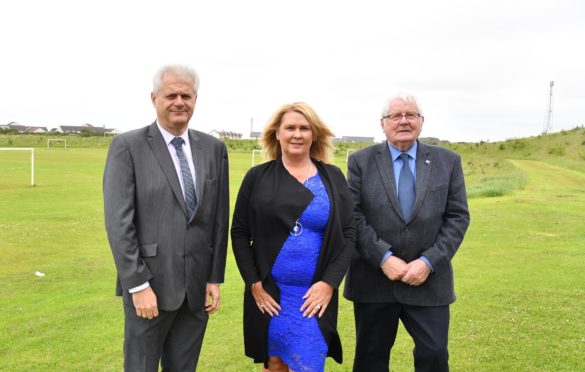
[268,173,331,372]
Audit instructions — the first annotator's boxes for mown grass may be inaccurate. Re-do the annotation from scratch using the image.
[1,131,584,371]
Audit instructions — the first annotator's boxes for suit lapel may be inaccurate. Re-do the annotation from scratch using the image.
[146,122,189,217]
[374,143,402,216]
[412,142,432,217]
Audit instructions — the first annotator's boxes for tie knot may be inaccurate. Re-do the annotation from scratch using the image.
[171,137,185,149]
[400,152,410,163]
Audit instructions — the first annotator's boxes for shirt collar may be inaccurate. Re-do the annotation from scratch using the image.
[156,121,189,146]
[388,141,418,162]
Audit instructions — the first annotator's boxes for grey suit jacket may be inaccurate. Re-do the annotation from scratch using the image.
[343,141,469,306]
[103,122,229,312]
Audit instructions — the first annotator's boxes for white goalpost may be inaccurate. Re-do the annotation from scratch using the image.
[251,149,263,167]
[0,148,35,186]
[47,138,67,149]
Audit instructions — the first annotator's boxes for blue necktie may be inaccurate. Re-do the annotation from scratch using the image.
[398,153,415,220]
[171,137,197,218]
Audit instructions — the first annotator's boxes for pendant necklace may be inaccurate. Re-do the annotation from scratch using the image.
[290,161,312,237]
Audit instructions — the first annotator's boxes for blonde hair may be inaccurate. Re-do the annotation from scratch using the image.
[261,102,335,163]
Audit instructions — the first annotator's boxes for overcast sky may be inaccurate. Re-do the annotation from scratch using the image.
[1,0,583,142]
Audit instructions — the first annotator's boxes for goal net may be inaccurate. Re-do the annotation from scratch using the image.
[47,138,67,149]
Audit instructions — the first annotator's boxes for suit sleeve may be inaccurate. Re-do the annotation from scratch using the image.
[103,136,153,291]
[347,153,393,268]
[208,143,230,283]
[421,154,470,270]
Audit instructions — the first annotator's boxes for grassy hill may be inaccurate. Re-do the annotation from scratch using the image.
[437,126,585,198]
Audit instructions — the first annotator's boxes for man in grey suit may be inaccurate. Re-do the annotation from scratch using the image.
[103,64,229,371]
[344,93,470,372]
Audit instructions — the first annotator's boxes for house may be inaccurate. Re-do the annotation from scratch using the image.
[208,130,242,140]
[27,127,49,134]
[5,122,27,133]
[56,123,119,135]
[1,121,119,135]
[333,136,375,143]
[56,123,93,134]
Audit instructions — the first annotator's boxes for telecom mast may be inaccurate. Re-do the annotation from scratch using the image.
[543,81,554,134]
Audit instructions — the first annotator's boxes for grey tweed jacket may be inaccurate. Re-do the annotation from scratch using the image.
[343,141,470,306]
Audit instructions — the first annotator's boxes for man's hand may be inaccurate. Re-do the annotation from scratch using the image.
[205,283,221,315]
[381,255,408,281]
[401,259,431,286]
[132,287,159,320]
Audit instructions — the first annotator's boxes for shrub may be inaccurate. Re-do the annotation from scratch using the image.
[548,145,566,156]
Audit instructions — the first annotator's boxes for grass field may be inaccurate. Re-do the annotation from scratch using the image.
[1,133,584,371]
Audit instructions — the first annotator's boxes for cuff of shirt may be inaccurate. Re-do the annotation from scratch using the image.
[129,282,150,293]
[420,256,434,272]
[380,250,393,266]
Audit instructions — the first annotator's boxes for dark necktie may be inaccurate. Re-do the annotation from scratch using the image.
[398,152,415,220]
[171,137,197,217]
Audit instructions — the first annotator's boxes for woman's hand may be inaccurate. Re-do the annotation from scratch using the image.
[300,281,333,319]
[251,281,281,317]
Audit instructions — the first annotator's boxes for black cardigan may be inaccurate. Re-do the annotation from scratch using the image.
[231,157,356,365]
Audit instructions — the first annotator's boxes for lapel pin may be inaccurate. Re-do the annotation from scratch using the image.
[425,159,430,164]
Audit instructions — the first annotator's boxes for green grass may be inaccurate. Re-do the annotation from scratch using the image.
[1,132,585,371]
[463,156,527,198]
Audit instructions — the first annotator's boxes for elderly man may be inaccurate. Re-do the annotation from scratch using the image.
[344,93,470,372]
[104,64,229,371]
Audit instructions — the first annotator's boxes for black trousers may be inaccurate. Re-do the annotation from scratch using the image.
[352,302,450,372]
[123,297,208,372]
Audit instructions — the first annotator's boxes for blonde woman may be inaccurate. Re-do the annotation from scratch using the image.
[231,102,355,371]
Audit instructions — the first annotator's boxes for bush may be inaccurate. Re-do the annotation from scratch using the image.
[548,145,566,156]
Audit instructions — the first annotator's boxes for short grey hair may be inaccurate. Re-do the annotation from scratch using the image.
[381,92,423,118]
[153,64,200,95]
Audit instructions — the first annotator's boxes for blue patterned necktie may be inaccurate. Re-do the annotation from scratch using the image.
[398,152,415,220]
[171,137,197,217]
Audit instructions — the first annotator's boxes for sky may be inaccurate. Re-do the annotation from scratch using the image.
[1,0,583,143]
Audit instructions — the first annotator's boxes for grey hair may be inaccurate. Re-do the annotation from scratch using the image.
[152,64,200,95]
[381,92,423,118]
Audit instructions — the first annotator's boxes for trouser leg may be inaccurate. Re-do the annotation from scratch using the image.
[123,302,175,372]
[160,299,208,372]
[352,302,401,372]
[401,305,450,372]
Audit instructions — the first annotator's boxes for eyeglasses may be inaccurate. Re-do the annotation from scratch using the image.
[382,112,422,122]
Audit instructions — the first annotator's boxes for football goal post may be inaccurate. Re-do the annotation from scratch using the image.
[0,147,35,186]
[47,138,67,149]
[251,149,263,167]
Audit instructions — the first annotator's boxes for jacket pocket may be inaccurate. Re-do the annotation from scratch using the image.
[139,243,157,257]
